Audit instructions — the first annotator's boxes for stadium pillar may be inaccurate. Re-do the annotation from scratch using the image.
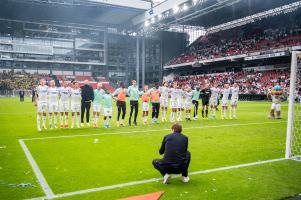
[136,37,140,87]
[142,38,145,88]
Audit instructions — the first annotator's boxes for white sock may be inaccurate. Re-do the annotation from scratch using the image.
[179,111,182,119]
[76,114,80,126]
[60,115,63,125]
[54,115,57,126]
[230,107,232,118]
[49,114,52,126]
[213,109,216,117]
[65,115,68,125]
[37,115,41,129]
[234,107,237,118]
[72,115,75,126]
[42,116,46,127]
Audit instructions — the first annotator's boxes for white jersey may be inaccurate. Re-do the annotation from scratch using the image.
[36,85,48,103]
[159,86,169,99]
[59,87,71,102]
[48,87,59,104]
[184,91,193,103]
[210,87,220,101]
[71,88,81,104]
[169,88,178,100]
[176,89,184,101]
[231,87,239,101]
[222,88,231,101]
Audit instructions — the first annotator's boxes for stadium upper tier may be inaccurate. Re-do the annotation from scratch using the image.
[165,25,301,67]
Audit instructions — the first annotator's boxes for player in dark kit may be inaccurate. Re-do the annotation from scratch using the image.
[200,84,211,119]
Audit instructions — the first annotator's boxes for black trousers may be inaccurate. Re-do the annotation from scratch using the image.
[117,101,126,121]
[81,101,91,123]
[152,151,191,177]
[129,100,138,123]
[152,102,160,119]
[20,96,24,102]
[192,100,199,117]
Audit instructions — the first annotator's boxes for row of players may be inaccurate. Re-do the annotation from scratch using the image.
[34,79,240,131]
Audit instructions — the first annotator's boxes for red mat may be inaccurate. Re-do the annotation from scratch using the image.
[118,191,165,200]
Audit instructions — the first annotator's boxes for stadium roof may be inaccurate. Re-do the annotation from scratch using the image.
[0,0,300,31]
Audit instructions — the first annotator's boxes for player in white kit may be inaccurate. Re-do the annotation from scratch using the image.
[92,83,105,128]
[230,83,239,119]
[59,80,71,128]
[48,80,59,129]
[169,83,178,122]
[184,85,193,121]
[70,81,81,128]
[176,86,185,122]
[159,82,169,122]
[221,83,231,119]
[34,79,48,131]
[209,83,220,119]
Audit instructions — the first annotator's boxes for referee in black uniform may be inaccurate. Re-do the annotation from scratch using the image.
[80,80,94,127]
[200,84,211,119]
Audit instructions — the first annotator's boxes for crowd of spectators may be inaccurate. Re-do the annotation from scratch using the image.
[166,25,301,66]
[170,69,291,95]
[0,71,50,91]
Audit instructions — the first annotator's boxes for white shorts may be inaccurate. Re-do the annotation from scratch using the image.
[104,108,112,117]
[222,100,228,107]
[71,103,81,113]
[231,99,238,106]
[177,99,184,109]
[271,103,281,111]
[59,101,69,112]
[37,101,48,113]
[210,99,218,106]
[185,101,192,110]
[160,98,168,107]
[93,103,102,113]
[170,100,177,109]
[142,102,149,112]
[49,103,59,113]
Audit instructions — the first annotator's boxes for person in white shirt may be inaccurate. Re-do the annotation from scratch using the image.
[209,83,220,119]
[159,82,169,122]
[59,80,71,128]
[176,86,185,122]
[221,83,231,119]
[184,85,193,121]
[169,83,178,122]
[230,83,239,119]
[34,79,48,131]
[70,81,81,128]
[48,80,59,129]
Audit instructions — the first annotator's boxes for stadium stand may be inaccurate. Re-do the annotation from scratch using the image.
[166,25,301,66]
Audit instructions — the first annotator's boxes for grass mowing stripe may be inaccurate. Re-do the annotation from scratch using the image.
[19,139,55,199]
[27,158,286,200]
[22,121,286,141]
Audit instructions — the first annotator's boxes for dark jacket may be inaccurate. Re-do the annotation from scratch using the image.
[159,132,189,165]
[81,84,94,102]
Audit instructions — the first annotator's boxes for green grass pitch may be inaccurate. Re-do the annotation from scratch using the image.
[0,97,301,200]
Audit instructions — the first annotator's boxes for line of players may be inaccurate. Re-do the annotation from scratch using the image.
[34,78,240,131]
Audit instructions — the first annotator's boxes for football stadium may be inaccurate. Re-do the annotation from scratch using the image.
[0,0,301,200]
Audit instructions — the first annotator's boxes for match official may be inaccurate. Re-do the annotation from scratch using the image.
[152,123,191,184]
[81,80,94,127]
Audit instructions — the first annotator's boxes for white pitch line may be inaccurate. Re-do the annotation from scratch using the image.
[22,121,286,141]
[19,139,55,199]
[27,158,286,200]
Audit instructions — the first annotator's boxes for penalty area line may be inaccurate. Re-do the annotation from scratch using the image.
[19,139,55,199]
[22,121,287,141]
[27,158,286,200]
